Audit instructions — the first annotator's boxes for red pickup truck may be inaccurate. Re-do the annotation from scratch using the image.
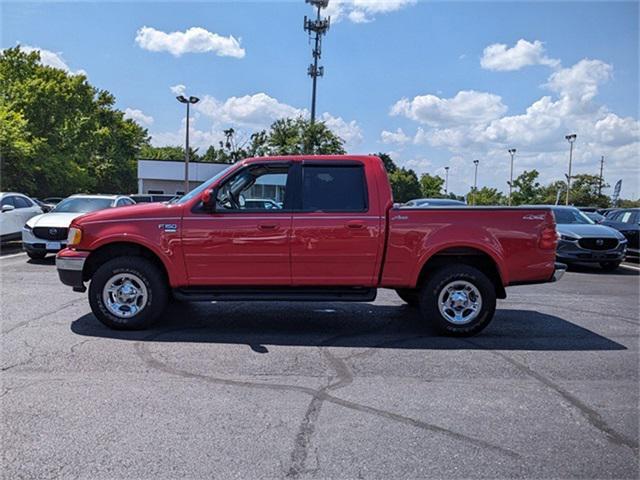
[56,155,564,336]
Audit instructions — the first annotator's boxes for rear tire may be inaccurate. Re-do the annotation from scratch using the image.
[600,261,621,272]
[27,251,46,260]
[395,288,419,307]
[89,256,168,330]
[418,264,496,336]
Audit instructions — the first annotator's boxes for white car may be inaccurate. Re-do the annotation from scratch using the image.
[22,194,135,259]
[1,193,43,242]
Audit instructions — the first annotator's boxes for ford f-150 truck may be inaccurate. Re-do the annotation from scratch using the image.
[56,155,565,336]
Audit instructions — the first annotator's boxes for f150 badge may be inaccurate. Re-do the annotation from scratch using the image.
[158,223,177,233]
[522,214,545,220]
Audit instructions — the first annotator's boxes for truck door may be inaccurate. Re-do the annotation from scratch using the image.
[181,162,293,285]
[290,161,383,286]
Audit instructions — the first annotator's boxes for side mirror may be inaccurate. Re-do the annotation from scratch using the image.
[1,204,15,213]
[201,188,217,212]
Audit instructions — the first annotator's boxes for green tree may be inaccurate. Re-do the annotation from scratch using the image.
[570,174,610,207]
[388,168,422,203]
[470,187,505,206]
[419,173,444,198]
[511,169,544,205]
[618,198,640,208]
[268,117,345,155]
[540,180,566,205]
[375,152,397,173]
[0,46,148,196]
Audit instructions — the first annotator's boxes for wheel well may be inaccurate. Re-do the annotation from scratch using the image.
[416,247,506,299]
[83,242,169,284]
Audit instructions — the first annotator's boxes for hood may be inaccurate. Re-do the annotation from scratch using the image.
[557,223,624,239]
[72,202,182,226]
[26,212,85,229]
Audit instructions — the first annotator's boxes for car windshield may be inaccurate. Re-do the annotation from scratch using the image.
[174,165,236,204]
[552,208,594,225]
[53,197,113,213]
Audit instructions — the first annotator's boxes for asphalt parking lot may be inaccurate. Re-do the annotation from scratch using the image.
[1,251,638,479]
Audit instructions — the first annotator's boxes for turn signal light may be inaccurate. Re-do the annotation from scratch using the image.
[67,227,82,246]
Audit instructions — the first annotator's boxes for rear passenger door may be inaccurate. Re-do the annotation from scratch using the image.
[290,162,383,286]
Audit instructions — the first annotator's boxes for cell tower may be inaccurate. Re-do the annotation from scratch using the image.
[304,0,330,124]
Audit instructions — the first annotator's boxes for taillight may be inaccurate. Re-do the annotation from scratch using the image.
[539,225,558,250]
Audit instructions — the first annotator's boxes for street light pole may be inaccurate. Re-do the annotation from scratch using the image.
[508,148,516,206]
[473,159,479,205]
[177,95,200,195]
[565,134,577,205]
[444,166,450,195]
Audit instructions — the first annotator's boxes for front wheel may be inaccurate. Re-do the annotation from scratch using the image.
[88,256,168,330]
[26,251,47,260]
[419,264,496,336]
[600,261,621,272]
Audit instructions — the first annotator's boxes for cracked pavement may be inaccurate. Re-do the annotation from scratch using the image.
[1,254,638,479]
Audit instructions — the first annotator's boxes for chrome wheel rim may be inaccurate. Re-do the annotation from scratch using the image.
[102,273,148,319]
[438,280,482,325]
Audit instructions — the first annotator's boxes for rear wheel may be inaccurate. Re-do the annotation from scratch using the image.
[89,256,168,330]
[418,264,496,336]
[600,261,621,272]
[395,288,419,307]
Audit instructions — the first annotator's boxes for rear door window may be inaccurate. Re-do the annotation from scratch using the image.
[301,165,367,212]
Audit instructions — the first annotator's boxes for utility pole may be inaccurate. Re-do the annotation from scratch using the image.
[176,95,200,194]
[444,166,450,195]
[304,0,330,125]
[598,155,604,197]
[508,148,516,206]
[473,160,479,205]
[565,133,577,205]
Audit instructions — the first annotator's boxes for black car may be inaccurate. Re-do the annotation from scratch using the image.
[601,208,639,259]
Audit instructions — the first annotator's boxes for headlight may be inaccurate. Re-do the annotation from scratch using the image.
[560,234,578,242]
[23,224,32,231]
[67,227,82,246]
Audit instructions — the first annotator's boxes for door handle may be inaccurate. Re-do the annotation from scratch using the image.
[258,223,278,230]
[346,221,365,229]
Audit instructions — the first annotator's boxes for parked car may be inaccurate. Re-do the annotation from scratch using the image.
[33,198,56,213]
[56,155,564,336]
[22,194,135,259]
[130,194,176,203]
[43,197,64,204]
[584,211,605,224]
[243,198,282,209]
[1,193,43,242]
[404,198,466,207]
[601,208,639,259]
[547,206,627,271]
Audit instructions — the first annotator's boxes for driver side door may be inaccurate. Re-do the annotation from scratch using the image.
[181,162,294,286]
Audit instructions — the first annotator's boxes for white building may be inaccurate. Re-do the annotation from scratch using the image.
[137,159,229,195]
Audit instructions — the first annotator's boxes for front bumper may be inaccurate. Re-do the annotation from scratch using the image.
[556,238,626,263]
[56,249,89,292]
[22,228,66,253]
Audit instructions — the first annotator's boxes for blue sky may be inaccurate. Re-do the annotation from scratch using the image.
[3,1,639,198]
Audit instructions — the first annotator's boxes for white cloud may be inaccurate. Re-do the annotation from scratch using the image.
[135,26,245,58]
[325,0,416,23]
[380,128,410,144]
[480,39,560,71]
[391,90,507,127]
[21,45,85,75]
[123,108,154,126]
[320,112,363,148]
[170,84,186,96]
[395,57,640,197]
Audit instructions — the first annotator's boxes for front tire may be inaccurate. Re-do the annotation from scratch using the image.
[26,251,47,260]
[89,256,168,330]
[600,261,621,272]
[418,264,496,336]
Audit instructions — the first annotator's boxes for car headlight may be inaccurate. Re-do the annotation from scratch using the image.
[23,224,32,231]
[560,234,578,242]
[67,227,82,246]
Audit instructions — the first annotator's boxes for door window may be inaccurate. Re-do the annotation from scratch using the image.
[620,211,633,224]
[1,196,15,208]
[13,196,32,208]
[301,165,367,212]
[216,165,289,212]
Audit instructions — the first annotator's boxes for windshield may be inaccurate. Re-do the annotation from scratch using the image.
[175,165,236,204]
[552,208,594,225]
[53,197,113,213]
